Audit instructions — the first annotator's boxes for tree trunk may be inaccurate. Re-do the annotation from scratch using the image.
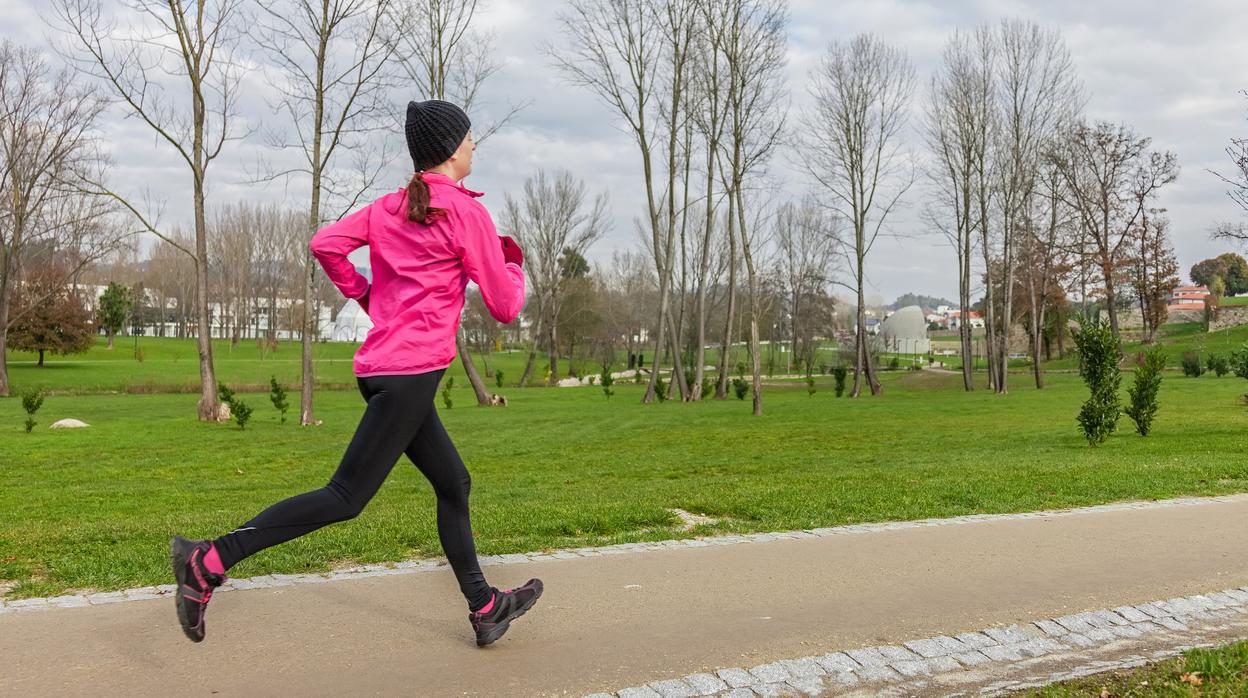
[665,304,689,401]
[959,233,973,391]
[715,190,738,399]
[38,349,44,367]
[0,325,9,397]
[1028,276,1044,390]
[299,252,316,425]
[1033,302,1047,389]
[851,277,865,398]
[518,313,541,386]
[1103,260,1120,337]
[692,142,717,401]
[851,240,881,398]
[981,258,998,392]
[737,183,762,415]
[107,331,115,350]
[548,320,559,385]
[749,312,762,415]
[458,333,492,405]
[645,274,672,402]
[195,227,220,422]
[999,219,1014,395]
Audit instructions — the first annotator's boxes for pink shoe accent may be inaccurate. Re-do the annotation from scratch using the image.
[203,544,226,575]
[476,592,496,616]
[189,549,208,589]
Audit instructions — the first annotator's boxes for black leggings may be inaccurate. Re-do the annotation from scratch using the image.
[212,370,491,610]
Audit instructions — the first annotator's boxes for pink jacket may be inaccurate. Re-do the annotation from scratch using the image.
[310,172,525,377]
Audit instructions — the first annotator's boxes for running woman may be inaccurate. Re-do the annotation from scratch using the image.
[169,99,542,647]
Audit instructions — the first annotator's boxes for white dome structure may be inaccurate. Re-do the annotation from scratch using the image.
[878,305,930,354]
[332,298,372,342]
[332,258,373,342]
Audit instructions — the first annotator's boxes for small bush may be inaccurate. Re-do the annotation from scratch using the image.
[1208,354,1231,377]
[806,375,817,397]
[216,382,253,429]
[600,367,614,399]
[269,376,289,423]
[21,389,45,433]
[1231,344,1248,380]
[442,376,454,409]
[495,370,504,389]
[889,357,900,370]
[655,374,668,402]
[701,376,714,398]
[1181,351,1205,377]
[732,377,749,400]
[634,370,643,384]
[1072,320,1122,446]
[1126,347,1165,436]
[231,399,253,430]
[832,367,847,397]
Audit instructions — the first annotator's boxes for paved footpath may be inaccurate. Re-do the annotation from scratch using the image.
[3,495,1248,697]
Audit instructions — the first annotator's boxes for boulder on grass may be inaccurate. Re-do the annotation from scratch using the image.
[50,419,89,429]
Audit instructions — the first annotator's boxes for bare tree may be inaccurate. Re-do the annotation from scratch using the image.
[554,0,701,404]
[502,169,609,385]
[54,0,245,420]
[1017,155,1075,388]
[1212,91,1248,244]
[252,0,394,423]
[0,41,116,397]
[925,27,993,392]
[687,4,730,398]
[1128,208,1178,343]
[802,34,915,398]
[602,249,655,373]
[708,0,787,416]
[1049,121,1178,337]
[988,18,1080,393]
[209,203,257,345]
[775,199,837,373]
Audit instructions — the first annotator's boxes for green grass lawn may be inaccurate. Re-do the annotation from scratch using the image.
[3,366,1246,599]
[5,336,567,395]
[1022,640,1248,696]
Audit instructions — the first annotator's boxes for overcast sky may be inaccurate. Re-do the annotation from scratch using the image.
[6,0,1247,305]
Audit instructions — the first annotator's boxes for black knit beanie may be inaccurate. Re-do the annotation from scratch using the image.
[405,100,471,172]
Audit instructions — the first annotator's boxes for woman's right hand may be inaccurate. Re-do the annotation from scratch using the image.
[500,236,524,268]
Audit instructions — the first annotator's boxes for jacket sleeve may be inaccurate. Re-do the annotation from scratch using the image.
[454,203,526,324]
[309,202,372,301]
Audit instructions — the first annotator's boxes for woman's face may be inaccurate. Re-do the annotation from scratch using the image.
[449,131,476,180]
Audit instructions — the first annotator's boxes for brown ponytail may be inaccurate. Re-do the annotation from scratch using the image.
[406,174,446,224]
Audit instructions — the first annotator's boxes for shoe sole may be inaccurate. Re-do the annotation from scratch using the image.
[169,536,205,643]
[476,580,544,647]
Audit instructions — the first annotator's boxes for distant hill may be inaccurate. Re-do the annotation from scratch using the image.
[889,293,955,311]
